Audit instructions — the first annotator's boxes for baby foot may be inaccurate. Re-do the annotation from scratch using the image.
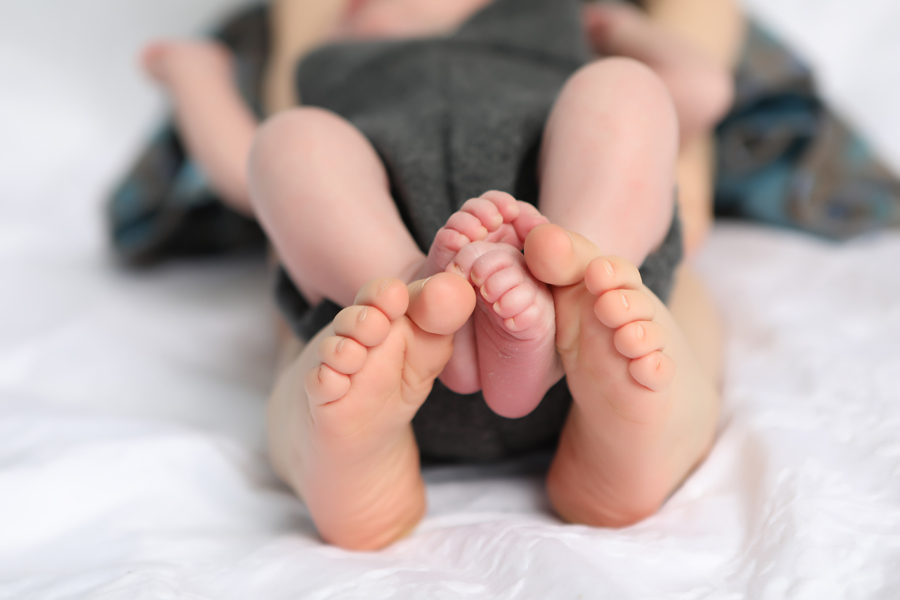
[281,273,476,550]
[141,40,233,86]
[448,241,561,418]
[422,190,548,278]
[421,191,550,399]
[524,224,719,526]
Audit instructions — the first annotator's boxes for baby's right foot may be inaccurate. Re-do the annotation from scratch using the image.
[271,273,476,550]
[141,40,233,87]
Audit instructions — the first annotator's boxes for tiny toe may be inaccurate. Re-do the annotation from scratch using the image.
[480,190,520,222]
[584,256,643,296]
[333,304,392,347]
[613,321,667,359]
[427,228,471,273]
[448,241,492,279]
[305,364,351,406]
[478,265,527,303]
[594,289,655,329]
[461,197,505,231]
[502,299,543,332]
[492,282,537,319]
[511,202,550,244]
[407,272,477,335]
[469,247,519,287]
[524,224,601,286]
[628,351,675,392]
[316,335,368,375]
[444,211,489,242]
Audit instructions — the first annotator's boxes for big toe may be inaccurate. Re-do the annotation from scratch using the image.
[524,224,602,287]
[406,272,476,336]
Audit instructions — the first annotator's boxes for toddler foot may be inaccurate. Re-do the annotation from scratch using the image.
[525,224,719,526]
[275,273,476,550]
[448,242,561,418]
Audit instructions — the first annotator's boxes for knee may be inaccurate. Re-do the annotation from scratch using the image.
[562,57,679,143]
[250,107,342,171]
[247,107,351,207]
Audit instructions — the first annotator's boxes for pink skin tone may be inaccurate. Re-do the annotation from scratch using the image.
[142,0,723,550]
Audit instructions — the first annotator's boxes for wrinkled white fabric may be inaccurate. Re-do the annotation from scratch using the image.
[0,0,898,598]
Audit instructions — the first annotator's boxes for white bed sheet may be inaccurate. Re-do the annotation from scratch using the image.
[1,0,898,598]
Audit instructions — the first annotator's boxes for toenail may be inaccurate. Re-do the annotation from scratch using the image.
[621,292,629,310]
[472,272,483,286]
[480,285,490,299]
[493,301,502,314]
[336,338,346,353]
[604,259,614,277]
[449,263,464,276]
[379,279,391,292]
[637,324,645,340]
[357,307,368,323]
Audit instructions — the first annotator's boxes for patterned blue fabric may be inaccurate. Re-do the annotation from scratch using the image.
[106,9,900,267]
[715,24,900,238]
[106,5,269,265]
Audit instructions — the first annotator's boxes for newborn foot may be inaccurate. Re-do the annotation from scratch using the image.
[421,191,551,401]
[272,273,475,550]
[141,40,232,86]
[422,190,547,277]
[525,224,719,526]
[449,242,561,418]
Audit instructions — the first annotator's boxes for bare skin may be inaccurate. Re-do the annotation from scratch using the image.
[425,192,560,418]
[268,273,476,550]
[524,226,719,525]
[141,0,729,547]
[142,41,256,215]
[288,234,718,547]
[262,0,744,255]
[583,0,745,256]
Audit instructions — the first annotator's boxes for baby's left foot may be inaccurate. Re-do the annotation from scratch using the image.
[449,241,562,418]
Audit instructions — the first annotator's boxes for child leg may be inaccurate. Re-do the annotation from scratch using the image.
[247,107,428,307]
[143,41,258,216]
[526,57,720,526]
[582,1,743,256]
[538,57,678,266]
